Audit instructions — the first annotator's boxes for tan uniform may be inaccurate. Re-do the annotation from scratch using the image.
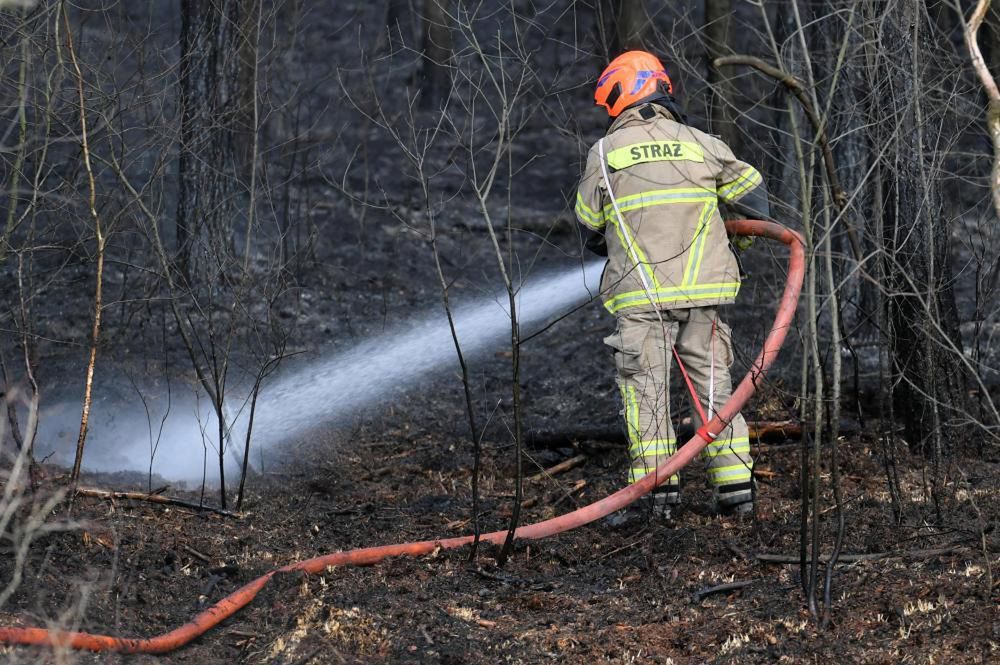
[576,104,763,507]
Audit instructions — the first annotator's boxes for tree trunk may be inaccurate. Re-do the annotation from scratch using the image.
[705,0,735,147]
[766,1,796,208]
[987,3,1000,77]
[234,0,261,185]
[869,0,968,452]
[824,1,874,418]
[600,0,648,55]
[418,0,453,108]
[177,0,242,278]
[834,3,872,313]
[386,0,415,44]
[615,0,648,51]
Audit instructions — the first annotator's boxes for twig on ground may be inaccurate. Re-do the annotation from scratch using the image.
[818,492,863,515]
[226,630,257,639]
[725,540,751,561]
[360,466,392,481]
[75,487,240,518]
[693,579,754,600]
[528,454,586,481]
[553,479,587,507]
[756,546,961,565]
[181,543,211,563]
[596,532,651,562]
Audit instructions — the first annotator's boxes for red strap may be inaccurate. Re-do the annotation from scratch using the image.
[672,345,708,425]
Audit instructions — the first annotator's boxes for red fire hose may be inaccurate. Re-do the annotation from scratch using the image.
[0,219,804,654]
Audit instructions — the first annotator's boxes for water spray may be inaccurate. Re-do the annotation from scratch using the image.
[245,260,606,448]
[0,220,804,654]
[35,261,604,482]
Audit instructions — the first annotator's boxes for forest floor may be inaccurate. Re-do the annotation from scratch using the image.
[2,2,999,658]
[3,138,999,664]
[1,420,998,664]
[3,156,999,665]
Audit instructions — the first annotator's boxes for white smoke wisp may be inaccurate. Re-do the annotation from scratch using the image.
[34,261,605,483]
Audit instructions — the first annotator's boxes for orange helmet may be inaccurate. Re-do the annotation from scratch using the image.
[594,51,673,118]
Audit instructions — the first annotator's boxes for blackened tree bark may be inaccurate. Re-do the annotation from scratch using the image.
[868,0,968,453]
[419,0,453,107]
[613,0,648,52]
[387,0,415,44]
[177,0,242,277]
[822,1,874,417]
[600,0,649,55]
[705,0,736,147]
[831,2,872,286]
[176,0,260,509]
[234,0,261,183]
[764,0,795,208]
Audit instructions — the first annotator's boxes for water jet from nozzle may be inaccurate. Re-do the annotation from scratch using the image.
[35,261,605,482]
[246,260,605,448]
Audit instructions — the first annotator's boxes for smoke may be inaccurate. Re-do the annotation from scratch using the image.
[33,261,604,484]
[0,0,39,11]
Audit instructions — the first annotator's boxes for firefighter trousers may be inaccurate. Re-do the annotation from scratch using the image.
[604,307,754,508]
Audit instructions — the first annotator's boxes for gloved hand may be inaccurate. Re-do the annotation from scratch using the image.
[731,235,755,252]
[729,241,750,279]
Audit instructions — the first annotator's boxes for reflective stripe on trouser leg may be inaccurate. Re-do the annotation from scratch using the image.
[606,312,680,492]
[675,307,754,506]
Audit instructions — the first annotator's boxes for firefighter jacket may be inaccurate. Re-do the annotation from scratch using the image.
[575,103,768,315]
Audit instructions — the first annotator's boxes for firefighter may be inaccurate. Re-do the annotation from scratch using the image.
[575,50,771,519]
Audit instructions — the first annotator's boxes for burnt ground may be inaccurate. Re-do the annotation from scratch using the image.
[2,203,1000,665]
[1,425,998,664]
[3,142,999,665]
[2,2,1000,663]
[4,197,998,663]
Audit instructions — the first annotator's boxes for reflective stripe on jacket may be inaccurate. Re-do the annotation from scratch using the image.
[575,104,766,314]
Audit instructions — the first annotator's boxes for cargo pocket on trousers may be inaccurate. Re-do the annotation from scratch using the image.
[604,323,647,379]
